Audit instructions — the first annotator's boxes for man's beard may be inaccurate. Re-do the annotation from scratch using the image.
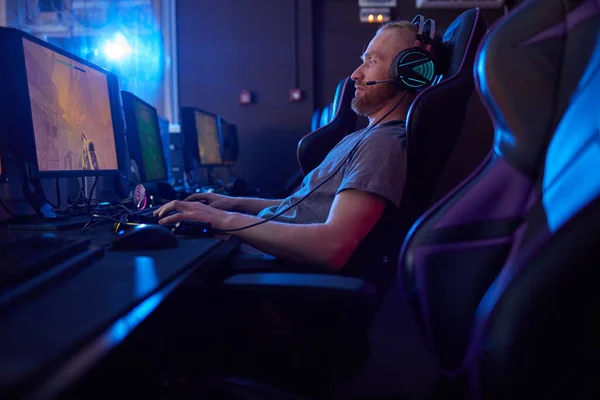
[351,83,398,116]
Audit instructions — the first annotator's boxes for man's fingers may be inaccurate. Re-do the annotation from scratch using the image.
[184,193,209,202]
[157,200,185,217]
[159,212,185,225]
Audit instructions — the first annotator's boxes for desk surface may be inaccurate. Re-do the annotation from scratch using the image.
[0,225,239,399]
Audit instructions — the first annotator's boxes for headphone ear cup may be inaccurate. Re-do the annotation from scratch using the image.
[389,51,402,82]
[392,47,436,93]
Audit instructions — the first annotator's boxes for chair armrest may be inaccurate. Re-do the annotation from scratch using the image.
[221,272,377,303]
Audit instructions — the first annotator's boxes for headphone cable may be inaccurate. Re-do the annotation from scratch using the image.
[217,90,409,233]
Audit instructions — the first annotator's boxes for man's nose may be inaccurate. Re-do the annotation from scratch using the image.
[351,65,364,81]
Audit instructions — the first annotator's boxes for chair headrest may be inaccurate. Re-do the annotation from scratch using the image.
[476,0,600,178]
[296,76,357,175]
[403,8,487,206]
[443,8,483,78]
[331,77,352,117]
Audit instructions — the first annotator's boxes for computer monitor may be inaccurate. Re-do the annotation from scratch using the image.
[219,119,239,166]
[121,90,168,182]
[0,27,124,178]
[157,114,172,182]
[180,107,223,168]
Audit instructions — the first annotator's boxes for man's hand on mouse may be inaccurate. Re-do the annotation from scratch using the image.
[183,192,238,211]
[154,200,231,229]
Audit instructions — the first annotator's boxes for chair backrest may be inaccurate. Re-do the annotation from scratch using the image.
[399,0,600,391]
[310,108,321,131]
[296,76,357,176]
[319,104,332,127]
[465,1,600,398]
[394,7,489,249]
[336,11,488,398]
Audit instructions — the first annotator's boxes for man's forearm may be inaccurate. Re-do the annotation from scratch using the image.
[221,212,342,270]
[233,197,282,215]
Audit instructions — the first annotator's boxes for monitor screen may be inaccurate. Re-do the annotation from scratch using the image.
[194,110,222,166]
[219,119,239,165]
[22,37,119,174]
[122,91,168,182]
[157,114,172,181]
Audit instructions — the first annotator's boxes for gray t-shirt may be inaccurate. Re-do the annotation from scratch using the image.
[258,120,407,223]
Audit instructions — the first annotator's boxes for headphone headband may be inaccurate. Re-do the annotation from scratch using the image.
[412,14,436,51]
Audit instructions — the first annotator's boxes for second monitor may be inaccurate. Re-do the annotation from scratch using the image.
[121,91,169,183]
[219,119,239,166]
[180,107,223,170]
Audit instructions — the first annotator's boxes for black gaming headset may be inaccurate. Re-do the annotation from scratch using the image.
[368,15,439,93]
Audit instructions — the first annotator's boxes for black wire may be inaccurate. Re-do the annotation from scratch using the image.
[86,177,98,212]
[63,177,84,212]
[44,178,60,209]
[8,157,62,210]
[81,212,127,234]
[109,203,138,214]
[217,91,409,233]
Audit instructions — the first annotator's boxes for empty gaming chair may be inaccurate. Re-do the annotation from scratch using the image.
[465,1,600,399]
[296,76,357,176]
[399,0,600,397]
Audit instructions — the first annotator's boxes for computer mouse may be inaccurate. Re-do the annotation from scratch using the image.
[172,220,214,237]
[111,224,178,251]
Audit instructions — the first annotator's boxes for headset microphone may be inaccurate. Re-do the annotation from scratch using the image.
[366,79,397,86]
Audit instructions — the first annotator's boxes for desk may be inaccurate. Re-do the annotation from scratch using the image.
[0,225,240,399]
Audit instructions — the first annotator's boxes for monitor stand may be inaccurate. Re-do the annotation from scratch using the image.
[142,181,178,202]
[4,176,74,229]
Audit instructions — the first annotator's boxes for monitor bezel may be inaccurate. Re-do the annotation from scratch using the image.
[121,90,169,183]
[0,27,122,178]
[180,106,224,168]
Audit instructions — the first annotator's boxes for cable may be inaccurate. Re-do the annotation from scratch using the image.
[63,177,84,213]
[43,178,60,209]
[217,91,409,233]
[81,211,128,234]
[8,157,61,211]
[86,176,98,212]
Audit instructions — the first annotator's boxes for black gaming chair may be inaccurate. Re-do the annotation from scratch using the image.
[296,76,357,176]
[224,8,488,282]
[280,78,357,196]
[464,1,600,398]
[397,0,600,397]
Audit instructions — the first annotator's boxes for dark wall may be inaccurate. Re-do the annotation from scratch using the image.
[314,1,504,108]
[177,1,504,191]
[177,0,315,192]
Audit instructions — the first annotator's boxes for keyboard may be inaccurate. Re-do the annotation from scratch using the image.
[6,215,94,231]
[0,234,103,304]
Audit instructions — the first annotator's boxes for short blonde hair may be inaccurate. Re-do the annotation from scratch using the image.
[376,20,418,41]
[377,19,446,70]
